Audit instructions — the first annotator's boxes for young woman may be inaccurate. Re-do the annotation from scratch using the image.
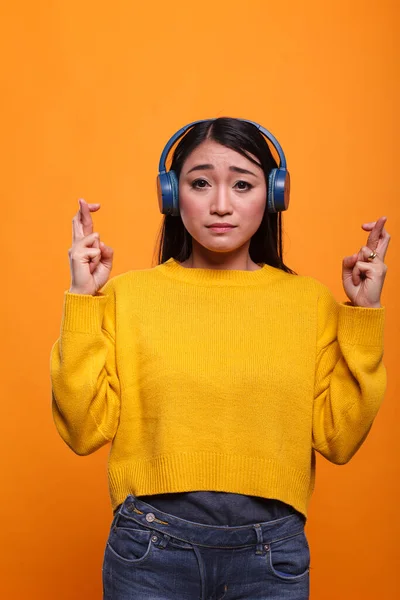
[50,117,389,599]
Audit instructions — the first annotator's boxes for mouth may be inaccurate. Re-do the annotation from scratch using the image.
[207,225,237,233]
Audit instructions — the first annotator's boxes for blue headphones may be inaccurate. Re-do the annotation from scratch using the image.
[157,118,290,216]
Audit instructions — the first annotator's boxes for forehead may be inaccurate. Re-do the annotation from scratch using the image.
[184,139,261,169]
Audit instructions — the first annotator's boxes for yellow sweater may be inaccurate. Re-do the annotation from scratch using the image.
[50,257,387,518]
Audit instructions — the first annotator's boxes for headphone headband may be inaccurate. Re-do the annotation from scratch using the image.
[158,118,287,174]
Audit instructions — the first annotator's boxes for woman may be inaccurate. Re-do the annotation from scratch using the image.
[50,117,389,599]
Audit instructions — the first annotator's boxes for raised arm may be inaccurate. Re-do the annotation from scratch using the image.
[50,198,120,455]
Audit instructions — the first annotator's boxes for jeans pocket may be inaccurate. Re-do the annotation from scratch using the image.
[266,530,310,581]
[106,517,155,565]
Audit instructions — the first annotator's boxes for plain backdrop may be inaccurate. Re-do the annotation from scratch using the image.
[1,1,399,598]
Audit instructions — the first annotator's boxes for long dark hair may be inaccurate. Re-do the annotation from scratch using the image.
[152,117,297,275]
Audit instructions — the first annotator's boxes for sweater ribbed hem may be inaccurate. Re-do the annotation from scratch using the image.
[62,291,109,333]
[108,452,314,519]
[338,303,385,346]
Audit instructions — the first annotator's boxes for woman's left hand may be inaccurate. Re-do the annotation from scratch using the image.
[342,216,390,308]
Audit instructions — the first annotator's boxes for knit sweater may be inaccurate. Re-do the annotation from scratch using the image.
[50,257,387,518]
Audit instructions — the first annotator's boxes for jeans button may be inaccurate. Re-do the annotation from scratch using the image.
[146,512,156,522]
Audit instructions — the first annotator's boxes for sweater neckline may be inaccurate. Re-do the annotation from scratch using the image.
[155,257,283,286]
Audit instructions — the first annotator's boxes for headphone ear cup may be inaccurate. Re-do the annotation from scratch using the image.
[157,170,180,216]
[267,169,290,213]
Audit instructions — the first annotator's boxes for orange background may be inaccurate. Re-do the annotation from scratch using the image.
[1,1,399,598]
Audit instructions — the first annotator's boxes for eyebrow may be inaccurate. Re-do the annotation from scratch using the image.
[185,164,259,177]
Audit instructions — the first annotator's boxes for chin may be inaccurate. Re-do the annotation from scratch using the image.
[197,241,244,253]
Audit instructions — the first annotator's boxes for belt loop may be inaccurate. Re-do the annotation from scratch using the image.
[253,523,264,555]
[112,511,121,530]
[158,533,171,549]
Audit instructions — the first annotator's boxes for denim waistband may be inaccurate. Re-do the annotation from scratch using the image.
[114,494,306,550]
[136,491,298,526]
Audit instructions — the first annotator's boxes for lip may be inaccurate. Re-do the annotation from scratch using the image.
[207,224,237,233]
[207,223,236,228]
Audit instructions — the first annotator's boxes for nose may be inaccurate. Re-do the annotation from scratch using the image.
[211,185,233,214]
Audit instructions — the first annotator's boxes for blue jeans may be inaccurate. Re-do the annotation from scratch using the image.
[102,494,310,599]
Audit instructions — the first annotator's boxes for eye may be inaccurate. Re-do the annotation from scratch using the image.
[236,181,253,191]
[190,179,253,191]
[191,179,209,189]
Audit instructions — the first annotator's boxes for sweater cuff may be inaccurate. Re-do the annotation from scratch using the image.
[62,291,109,333]
[337,302,385,347]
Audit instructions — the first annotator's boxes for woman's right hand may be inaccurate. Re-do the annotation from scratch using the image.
[68,198,114,296]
